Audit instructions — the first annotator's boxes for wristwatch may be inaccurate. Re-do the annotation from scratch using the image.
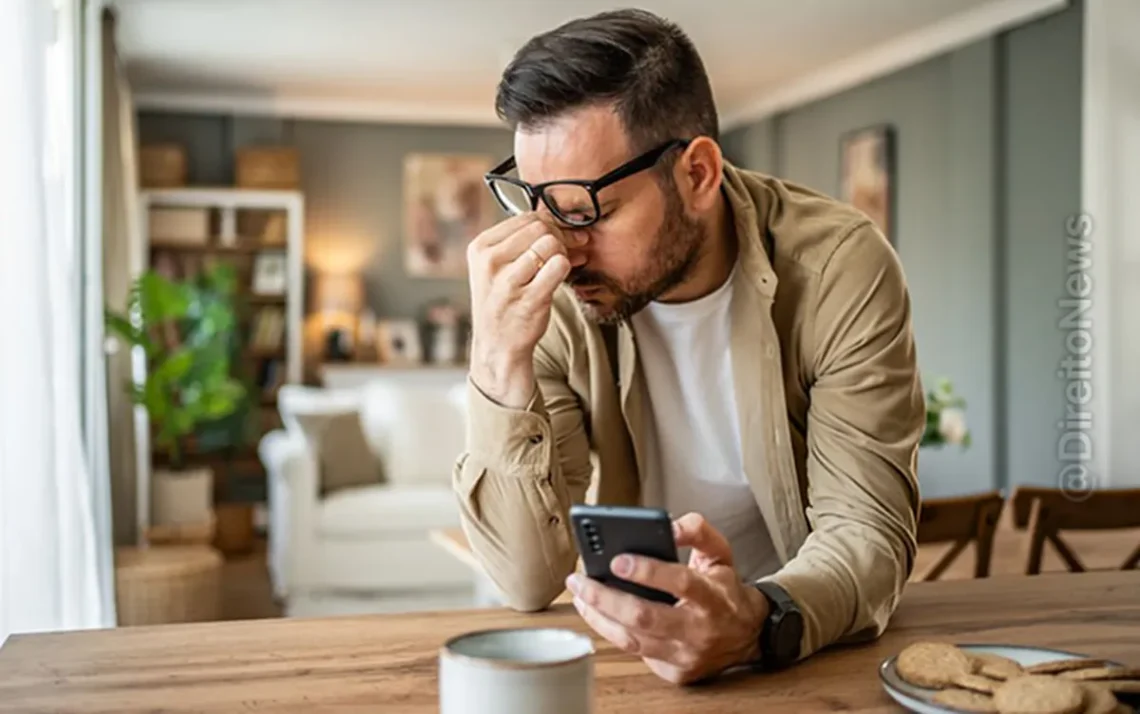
[751,581,804,670]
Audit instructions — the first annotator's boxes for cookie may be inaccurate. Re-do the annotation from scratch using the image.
[897,642,975,688]
[1080,684,1120,714]
[1027,659,1109,675]
[975,654,1027,681]
[934,688,998,712]
[993,675,1087,714]
[1061,666,1140,682]
[955,673,1002,694]
[1099,680,1140,694]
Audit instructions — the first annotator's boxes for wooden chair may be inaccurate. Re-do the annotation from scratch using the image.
[915,491,1005,580]
[1011,486,1140,575]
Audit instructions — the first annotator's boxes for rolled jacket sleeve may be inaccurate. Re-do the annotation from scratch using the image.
[761,222,924,658]
[453,337,594,612]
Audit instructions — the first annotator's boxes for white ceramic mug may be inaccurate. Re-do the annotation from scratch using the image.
[439,628,594,714]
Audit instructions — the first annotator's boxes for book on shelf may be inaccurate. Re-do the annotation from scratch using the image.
[256,358,286,401]
[249,307,285,352]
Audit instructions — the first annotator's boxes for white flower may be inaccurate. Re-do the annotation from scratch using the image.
[938,407,968,445]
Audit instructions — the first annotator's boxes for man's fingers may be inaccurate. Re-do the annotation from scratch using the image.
[502,235,568,289]
[472,212,542,248]
[572,597,679,662]
[525,253,571,296]
[571,573,690,640]
[673,513,734,567]
[611,554,721,609]
[486,219,557,268]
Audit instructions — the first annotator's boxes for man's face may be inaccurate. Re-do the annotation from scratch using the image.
[514,106,705,323]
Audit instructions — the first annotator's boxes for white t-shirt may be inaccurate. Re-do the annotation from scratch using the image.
[630,265,781,583]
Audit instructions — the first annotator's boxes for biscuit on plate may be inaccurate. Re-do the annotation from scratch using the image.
[1060,666,1140,682]
[954,673,1001,694]
[1097,680,1140,694]
[993,675,1086,714]
[897,642,975,688]
[973,653,1026,681]
[934,688,997,712]
[1078,684,1120,714]
[1026,659,1109,675]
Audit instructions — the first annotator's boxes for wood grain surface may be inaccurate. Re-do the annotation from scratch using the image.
[1,571,1137,713]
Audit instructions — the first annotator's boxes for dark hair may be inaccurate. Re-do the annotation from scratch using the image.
[495,9,718,153]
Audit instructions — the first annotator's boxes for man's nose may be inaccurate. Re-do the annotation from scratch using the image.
[564,232,589,267]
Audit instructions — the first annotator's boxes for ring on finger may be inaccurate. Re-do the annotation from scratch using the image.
[527,246,545,270]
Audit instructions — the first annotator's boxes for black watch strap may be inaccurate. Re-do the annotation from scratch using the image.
[752,581,804,670]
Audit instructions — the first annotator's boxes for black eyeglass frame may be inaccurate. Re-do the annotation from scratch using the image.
[483,138,692,227]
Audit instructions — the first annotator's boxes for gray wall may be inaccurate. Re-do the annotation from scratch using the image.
[722,2,1082,496]
[1001,7,1085,490]
[720,117,779,176]
[137,114,513,320]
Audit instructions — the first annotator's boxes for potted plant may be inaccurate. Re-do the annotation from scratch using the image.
[105,262,246,540]
[922,376,971,449]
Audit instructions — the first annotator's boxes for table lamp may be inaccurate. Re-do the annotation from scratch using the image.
[315,272,364,361]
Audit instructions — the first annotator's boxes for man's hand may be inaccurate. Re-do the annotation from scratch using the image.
[467,213,577,408]
[566,513,770,685]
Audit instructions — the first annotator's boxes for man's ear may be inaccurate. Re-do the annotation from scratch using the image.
[675,137,724,214]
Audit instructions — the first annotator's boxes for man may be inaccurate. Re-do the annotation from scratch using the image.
[454,8,925,685]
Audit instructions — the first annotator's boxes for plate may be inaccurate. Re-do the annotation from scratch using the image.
[879,643,1138,713]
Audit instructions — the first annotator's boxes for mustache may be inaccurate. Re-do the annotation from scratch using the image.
[565,268,613,288]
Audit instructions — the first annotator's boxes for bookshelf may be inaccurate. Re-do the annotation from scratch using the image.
[132,187,305,538]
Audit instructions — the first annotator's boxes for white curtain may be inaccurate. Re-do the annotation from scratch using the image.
[0,0,116,641]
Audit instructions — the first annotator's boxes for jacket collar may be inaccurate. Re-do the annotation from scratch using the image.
[721,163,779,301]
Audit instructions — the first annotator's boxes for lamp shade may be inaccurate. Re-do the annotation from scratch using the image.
[315,272,364,316]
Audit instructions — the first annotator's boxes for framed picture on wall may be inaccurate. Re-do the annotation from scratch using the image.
[839,124,896,245]
[251,250,288,295]
[403,153,497,279]
[375,319,423,366]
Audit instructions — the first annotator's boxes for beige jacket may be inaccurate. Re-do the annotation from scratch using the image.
[453,164,925,660]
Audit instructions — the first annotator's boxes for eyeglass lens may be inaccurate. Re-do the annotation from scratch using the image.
[488,178,597,226]
[489,179,530,217]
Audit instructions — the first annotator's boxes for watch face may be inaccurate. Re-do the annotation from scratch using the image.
[778,611,805,662]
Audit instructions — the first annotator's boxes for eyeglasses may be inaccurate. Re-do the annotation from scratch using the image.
[483,139,691,228]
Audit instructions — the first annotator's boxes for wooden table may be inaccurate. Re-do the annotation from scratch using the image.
[1,571,1137,713]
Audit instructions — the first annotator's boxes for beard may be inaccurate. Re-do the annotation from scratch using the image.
[565,180,705,324]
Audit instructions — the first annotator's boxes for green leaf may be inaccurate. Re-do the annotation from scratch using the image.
[153,348,194,383]
[201,378,245,419]
[107,264,248,452]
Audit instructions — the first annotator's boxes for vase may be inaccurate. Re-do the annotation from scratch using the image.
[152,466,214,530]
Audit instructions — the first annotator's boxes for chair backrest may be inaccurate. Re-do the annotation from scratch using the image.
[1011,486,1140,574]
[915,491,1005,580]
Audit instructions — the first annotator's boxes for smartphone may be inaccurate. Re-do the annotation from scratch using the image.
[569,504,679,605]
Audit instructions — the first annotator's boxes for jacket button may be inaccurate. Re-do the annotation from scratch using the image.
[528,434,544,445]
[548,515,560,526]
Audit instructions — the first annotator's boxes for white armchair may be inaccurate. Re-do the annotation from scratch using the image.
[258,378,474,613]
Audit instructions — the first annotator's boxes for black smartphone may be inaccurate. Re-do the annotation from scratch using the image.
[569,504,679,605]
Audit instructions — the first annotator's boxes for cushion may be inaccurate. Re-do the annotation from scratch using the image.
[357,381,466,487]
[316,484,459,536]
[293,410,384,495]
